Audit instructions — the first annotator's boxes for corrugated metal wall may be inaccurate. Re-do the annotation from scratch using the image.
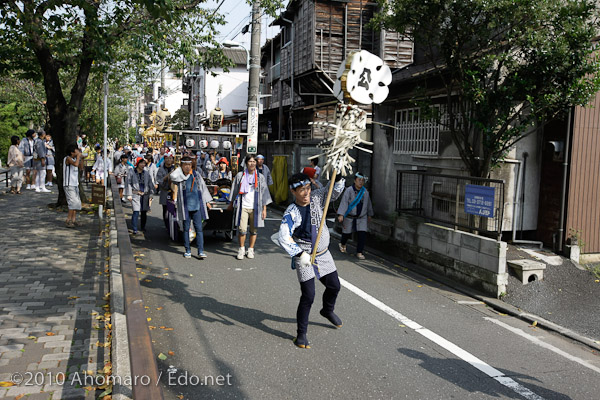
[566,93,600,253]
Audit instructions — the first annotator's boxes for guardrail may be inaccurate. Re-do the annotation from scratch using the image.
[0,168,9,188]
[109,175,164,399]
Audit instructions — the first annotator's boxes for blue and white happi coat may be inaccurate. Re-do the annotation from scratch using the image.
[278,178,345,282]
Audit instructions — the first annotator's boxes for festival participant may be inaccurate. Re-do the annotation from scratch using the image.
[256,154,273,186]
[278,172,346,348]
[127,158,153,234]
[210,157,232,182]
[156,154,175,228]
[170,156,212,259]
[227,154,272,260]
[337,172,374,260]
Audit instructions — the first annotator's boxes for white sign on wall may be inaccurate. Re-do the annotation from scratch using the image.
[247,106,258,154]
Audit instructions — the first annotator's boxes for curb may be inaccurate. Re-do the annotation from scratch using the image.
[330,229,600,352]
[108,191,133,399]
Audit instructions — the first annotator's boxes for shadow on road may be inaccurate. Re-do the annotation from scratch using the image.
[398,348,571,399]
[142,278,299,341]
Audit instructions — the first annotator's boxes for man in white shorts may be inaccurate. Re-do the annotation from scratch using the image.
[64,144,83,228]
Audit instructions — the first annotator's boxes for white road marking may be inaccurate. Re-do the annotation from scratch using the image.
[456,301,485,305]
[340,278,545,400]
[484,317,600,374]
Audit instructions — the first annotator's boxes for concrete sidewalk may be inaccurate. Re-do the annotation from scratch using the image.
[0,187,111,399]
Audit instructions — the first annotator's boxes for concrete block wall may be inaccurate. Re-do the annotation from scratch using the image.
[394,215,508,297]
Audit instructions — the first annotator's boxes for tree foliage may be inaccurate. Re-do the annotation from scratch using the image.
[0,78,47,164]
[375,0,600,177]
[0,0,281,203]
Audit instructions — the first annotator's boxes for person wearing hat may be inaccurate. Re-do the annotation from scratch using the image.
[256,154,273,186]
[302,167,323,190]
[127,157,154,234]
[210,157,232,182]
[337,172,374,260]
[278,172,346,348]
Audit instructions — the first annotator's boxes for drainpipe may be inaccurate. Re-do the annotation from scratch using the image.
[558,108,573,253]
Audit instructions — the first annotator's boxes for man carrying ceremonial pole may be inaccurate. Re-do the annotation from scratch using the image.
[278,172,346,349]
[278,50,391,348]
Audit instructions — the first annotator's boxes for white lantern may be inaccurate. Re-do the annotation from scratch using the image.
[185,138,195,148]
[210,140,220,149]
[200,140,208,149]
[223,140,231,150]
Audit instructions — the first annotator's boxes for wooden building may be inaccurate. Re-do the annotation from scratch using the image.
[260,0,413,142]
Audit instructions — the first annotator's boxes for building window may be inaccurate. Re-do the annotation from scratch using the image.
[394,107,440,155]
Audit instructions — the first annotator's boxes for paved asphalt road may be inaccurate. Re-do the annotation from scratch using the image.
[129,202,600,400]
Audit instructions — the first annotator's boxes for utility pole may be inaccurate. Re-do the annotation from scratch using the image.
[246,0,261,154]
[100,72,108,219]
[160,60,166,109]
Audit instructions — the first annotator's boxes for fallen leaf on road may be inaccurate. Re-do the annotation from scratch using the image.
[168,351,175,356]
[177,395,184,399]
[417,285,423,288]
[156,307,163,311]
[531,321,538,327]
[149,326,157,330]
[398,324,406,328]
[163,273,169,276]
[158,353,167,360]
[68,296,79,300]
[164,328,174,331]
[27,336,37,340]
[0,382,15,387]
[190,274,193,277]
[144,279,152,282]
[407,290,412,292]
[147,318,151,322]
[15,394,24,400]
[46,332,56,336]
[595,280,599,283]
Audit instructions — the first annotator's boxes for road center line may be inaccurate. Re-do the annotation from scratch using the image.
[484,317,600,374]
[339,277,545,400]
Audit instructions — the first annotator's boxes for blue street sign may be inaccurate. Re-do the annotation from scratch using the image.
[464,184,495,218]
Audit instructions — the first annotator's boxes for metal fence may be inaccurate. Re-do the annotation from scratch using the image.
[396,171,505,239]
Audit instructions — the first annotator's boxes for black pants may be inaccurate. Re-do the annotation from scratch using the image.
[162,205,169,229]
[341,231,367,253]
[297,270,341,335]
